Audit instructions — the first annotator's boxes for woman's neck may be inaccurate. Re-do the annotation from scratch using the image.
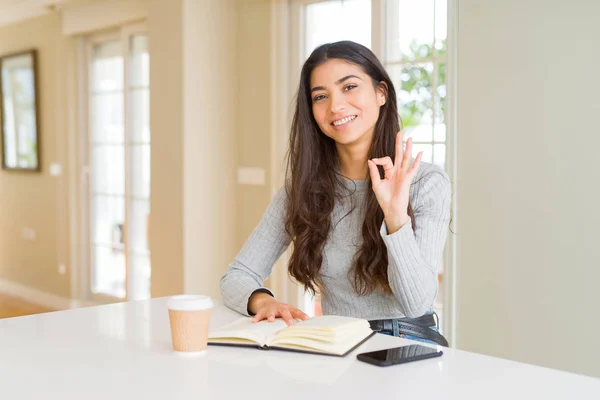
[336,142,370,181]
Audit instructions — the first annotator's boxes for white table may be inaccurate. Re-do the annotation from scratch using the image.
[0,297,599,399]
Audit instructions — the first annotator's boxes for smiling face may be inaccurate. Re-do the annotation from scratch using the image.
[310,59,386,150]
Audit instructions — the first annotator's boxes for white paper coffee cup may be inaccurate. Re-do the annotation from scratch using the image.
[168,295,213,353]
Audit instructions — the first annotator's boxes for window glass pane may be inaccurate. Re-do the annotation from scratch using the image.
[433,143,446,167]
[305,0,371,57]
[412,143,433,163]
[405,124,432,142]
[129,35,149,87]
[433,123,446,142]
[92,195,125,246]
[92,41,123,92]
[92,245,126,299]
[389,63,433,128]
[435,0,447,52]
[92,145,125,195]
[91,93,124,143]
[129,89,150,143]
[386,0,434,62]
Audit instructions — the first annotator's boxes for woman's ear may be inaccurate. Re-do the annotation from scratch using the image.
[377,81,388,106]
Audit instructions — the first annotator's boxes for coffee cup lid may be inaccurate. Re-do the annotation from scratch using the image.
[168,295,213,310]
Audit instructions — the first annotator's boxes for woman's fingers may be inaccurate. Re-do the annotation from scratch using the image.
[291,308,311,321]
[370,156,395,179]
[367,159,381,187]
[252,311,265,323]
[252,302,311,326]
[394,131,404,166]
[280,309,295,326]
[402,138,413,169]
[409,151,424,175]
[410,151,423,172]
[371,156,394,169]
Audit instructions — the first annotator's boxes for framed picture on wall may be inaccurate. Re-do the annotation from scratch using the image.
[0,49,41,172]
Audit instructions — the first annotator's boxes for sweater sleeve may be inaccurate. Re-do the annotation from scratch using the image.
[380,169,451,318]
[220,187,291,316]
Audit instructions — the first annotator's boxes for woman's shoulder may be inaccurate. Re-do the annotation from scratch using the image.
[268,186,288,209]
[412,161,450,186]
[410,161,451,206]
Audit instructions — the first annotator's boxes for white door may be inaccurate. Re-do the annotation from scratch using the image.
[83,23,151,303]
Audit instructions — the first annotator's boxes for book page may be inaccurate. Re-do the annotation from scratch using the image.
[208,317,287,347]
[279,315,368,330]
[272,315,369,340]
[268,315,373,355]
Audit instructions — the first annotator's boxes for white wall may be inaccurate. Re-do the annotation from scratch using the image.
[456,0,600,377]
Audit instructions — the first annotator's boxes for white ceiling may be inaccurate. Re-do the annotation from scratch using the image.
[0,0,75,27]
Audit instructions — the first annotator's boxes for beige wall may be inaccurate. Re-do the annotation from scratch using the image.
[151,0,289,300]
[182,0,238,298]
[236,0,276,251]
[149,0,242,299]
[456,0,600,378]
[235,0,299,302]
[0,13,72,299]
[147,0,184,297]
[61,0,148,35]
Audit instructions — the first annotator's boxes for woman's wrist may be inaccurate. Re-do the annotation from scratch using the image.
[384,212,410,234]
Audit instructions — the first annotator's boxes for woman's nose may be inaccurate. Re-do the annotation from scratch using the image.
[329,92,347,113]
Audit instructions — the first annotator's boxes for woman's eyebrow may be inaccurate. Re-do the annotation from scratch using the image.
[311,75,363,93]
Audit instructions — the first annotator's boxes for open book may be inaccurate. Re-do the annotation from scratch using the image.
[208,315,375,357]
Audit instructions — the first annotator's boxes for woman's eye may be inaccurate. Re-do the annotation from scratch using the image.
[344,84,357,91]
[313,94,326,102]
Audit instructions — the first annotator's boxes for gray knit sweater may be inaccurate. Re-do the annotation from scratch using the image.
[220,161,451,320]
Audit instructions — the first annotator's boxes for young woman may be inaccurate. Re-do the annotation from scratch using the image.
[221,41,451,346]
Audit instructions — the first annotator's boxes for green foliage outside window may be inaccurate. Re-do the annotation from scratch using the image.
[398,39,446,129]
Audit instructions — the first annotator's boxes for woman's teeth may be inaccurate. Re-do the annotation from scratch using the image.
[333,115,357,126]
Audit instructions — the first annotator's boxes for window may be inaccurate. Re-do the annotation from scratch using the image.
[304,0,372,53]
[84,24,150,302]
[293,0,450,323]
[384,0,448,169]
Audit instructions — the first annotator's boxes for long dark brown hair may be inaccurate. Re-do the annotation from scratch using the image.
[285,41,416,296]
